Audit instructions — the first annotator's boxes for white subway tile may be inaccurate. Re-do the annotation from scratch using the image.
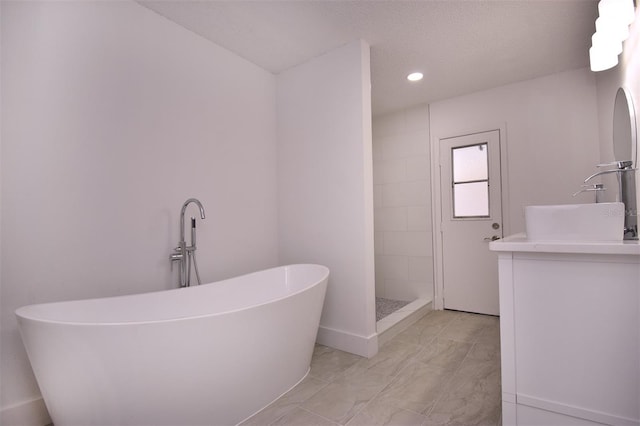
[374,184,383,208]
[376,279,386,298]
[372,136,386,161]
[382,279,413,302]
[401,105,430,133]
[375,255,385,289]
[372,113,402,138]
[374,231,384,254]
[409,256,434,282]
[407,281,431,299]
[406,156,430,181]
[382,181,429,207]
[383,231,431,256]
[373,134,398,162]
[375,207,407,231]
[374,105,429,137]
[407,206,431,231]
[391,132,430,159]
[374,159,406,184]
[379,255,409,280]
[382,279,431,301]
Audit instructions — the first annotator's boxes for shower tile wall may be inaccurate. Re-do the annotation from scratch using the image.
[372,105,433,302]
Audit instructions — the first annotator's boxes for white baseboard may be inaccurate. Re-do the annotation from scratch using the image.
[316,325,378,358]
[0,397,51,426]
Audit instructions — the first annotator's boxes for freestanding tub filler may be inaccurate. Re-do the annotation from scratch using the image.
[16,264,329,426]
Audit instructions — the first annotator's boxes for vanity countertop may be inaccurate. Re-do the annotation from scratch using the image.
[490,233,640,256]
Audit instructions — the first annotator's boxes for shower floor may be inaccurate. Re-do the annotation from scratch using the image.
[375,297,410,321]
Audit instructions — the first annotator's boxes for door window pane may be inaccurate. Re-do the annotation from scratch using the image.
[451,142,490,218]
[453,182,489,217]
[453,143,488,182]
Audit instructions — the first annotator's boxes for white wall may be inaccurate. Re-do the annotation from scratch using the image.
[430,68,601,235]
[277,40,377,357]
[372,106,434,303]
[1,2,279,423]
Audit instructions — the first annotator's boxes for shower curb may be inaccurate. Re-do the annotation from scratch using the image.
[376,298,432,347]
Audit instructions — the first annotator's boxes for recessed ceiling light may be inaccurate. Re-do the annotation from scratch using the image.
[407,72,424,82]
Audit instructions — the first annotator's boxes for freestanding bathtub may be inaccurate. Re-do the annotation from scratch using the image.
[16,264,329,426]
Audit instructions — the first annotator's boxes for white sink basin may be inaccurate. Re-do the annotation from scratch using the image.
[525,202,625,242]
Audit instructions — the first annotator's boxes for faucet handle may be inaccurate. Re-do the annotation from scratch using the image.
[597,160,633,169]
[170,246,183,261]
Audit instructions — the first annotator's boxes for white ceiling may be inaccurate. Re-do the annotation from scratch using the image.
[138,0,599,117]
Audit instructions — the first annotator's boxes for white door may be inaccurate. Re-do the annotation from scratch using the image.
[440,130,502,315]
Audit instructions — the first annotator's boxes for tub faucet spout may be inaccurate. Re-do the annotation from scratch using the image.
[171,198,206,287]
[180,198,206,243]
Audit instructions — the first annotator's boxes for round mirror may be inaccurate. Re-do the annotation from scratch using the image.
[613,87,637,164]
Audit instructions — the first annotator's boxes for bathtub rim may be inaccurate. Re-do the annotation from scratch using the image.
[15,263,329,327]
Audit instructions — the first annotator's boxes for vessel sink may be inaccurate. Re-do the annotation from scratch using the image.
[525,202,625,242]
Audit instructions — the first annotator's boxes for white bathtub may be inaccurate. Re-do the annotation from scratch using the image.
[16,264,329,426]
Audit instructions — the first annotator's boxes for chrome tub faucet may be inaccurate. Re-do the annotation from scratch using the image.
[170,198,206,287]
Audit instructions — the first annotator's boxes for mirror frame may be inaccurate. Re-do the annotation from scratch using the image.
[613,86,638,165]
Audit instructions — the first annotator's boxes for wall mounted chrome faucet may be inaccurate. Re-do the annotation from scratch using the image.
[170,198,206,287]
[584,161,637,240]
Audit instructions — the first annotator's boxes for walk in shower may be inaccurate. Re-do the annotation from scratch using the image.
[372,106,434,340]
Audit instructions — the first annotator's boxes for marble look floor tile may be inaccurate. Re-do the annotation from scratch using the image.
[424,392,501,426]
[309,344,363,382]
[413,338,472,372]
[373,361,451,414]
[425,395,501,425]
[392,324,438,347]
[248,311,502,426]
[475,322,501,346]
[240,376,329,426]
[346,399,428,426]
[451,357,501,386]
[466,342,501,363]
[392,310,457,346]
[455,312,498,325]
[427,310,467,322]
[438,314,498,343]
[301,369,393,424]
[346,339,423,378]
[426,357,501,425]
[272,407,339,426]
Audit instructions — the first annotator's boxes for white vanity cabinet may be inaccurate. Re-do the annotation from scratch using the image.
[490,235,640,426]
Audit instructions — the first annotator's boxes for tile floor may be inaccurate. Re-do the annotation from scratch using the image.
[241,310,501,426]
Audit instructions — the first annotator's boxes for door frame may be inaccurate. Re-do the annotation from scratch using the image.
[430,124,510,311]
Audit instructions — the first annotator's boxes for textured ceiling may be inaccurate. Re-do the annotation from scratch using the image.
[138,0,599,117]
